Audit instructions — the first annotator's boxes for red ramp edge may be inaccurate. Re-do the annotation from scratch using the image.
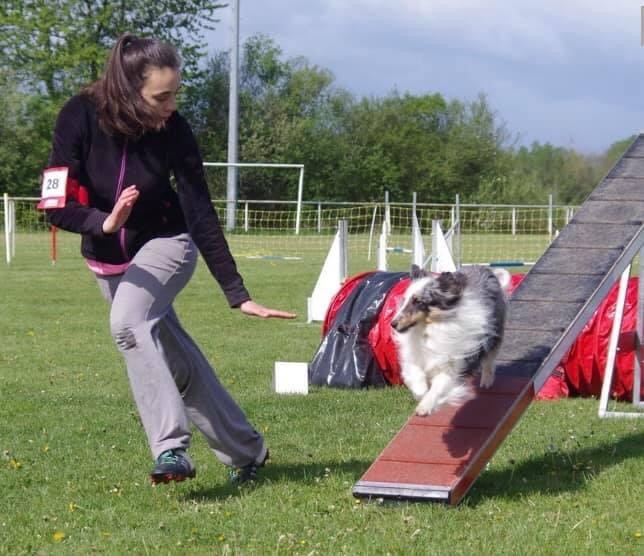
[352,375,534,504]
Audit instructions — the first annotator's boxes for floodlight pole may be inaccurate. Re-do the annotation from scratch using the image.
[226,0,240,231]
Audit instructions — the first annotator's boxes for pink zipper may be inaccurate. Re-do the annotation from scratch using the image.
[114,142,129,260]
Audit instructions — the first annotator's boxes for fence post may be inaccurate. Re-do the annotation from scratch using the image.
[10,198,15,259]
[367,204,379,261]
[455,194,461,268]
[548,194,553,240]
[4,193,10,264]
[295,166,304,235]
[384,190,391,235]
[512,207,516,236]
[339,219,348,279]
[317,203,322,233]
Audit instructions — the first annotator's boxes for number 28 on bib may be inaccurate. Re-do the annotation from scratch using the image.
[37,167,69,209]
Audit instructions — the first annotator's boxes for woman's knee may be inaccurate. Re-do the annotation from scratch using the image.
[112,325,137,351]
[110,308,144,351]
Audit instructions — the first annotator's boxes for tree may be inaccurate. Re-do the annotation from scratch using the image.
[0,0,226,195]
[184,34,351,201]
[490,141,612,206]
[0,0,226,100]
[442,94,510,203]
[0,70,57,195]
[330,93,446,202]
[328,92,510,204]
[188,41,516,205]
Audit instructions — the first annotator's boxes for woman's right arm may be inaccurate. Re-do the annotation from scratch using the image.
[45,96,110,236]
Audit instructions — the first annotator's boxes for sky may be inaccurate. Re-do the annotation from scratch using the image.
[206,1,644,154]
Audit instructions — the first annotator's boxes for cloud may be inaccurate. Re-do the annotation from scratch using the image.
[484,75,641,151]
[206,1,644,151]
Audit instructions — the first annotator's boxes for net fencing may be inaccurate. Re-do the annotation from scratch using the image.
[2,193,576,274]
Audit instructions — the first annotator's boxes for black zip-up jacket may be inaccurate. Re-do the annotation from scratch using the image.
[46,93,250,307]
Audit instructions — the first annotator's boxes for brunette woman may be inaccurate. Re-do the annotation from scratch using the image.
[45,33,295,484]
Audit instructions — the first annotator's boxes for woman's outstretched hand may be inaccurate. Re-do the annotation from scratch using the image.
[239,300,297,319]
[102,185,139,234]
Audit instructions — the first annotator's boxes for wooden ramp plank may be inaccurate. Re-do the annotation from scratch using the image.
[352,134,644,504]
[354,376,533,502]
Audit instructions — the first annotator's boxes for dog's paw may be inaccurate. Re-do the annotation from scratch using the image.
[403,378,428,401]
[415,398,439,416]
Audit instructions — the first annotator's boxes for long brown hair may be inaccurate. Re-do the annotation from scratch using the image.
[85,33,181,138]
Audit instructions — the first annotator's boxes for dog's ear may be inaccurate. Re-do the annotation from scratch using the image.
[437,271,467,297]
[410,264,427,280]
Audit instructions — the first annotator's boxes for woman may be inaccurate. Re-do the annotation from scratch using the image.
[45,33,296,485]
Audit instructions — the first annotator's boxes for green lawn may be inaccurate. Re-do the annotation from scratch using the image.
[0,236,642,555]
[7,228,552,270]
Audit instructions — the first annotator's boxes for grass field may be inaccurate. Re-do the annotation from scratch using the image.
[1,235,642,555]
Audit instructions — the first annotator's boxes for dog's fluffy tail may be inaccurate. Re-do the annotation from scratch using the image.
[492,268,511,293]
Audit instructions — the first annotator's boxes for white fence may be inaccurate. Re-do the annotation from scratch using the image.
[1,193,576,272]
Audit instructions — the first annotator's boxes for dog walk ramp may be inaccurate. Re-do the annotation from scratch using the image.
[353,133,644,504]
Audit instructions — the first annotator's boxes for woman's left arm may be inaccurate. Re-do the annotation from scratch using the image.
[170,114,295,319]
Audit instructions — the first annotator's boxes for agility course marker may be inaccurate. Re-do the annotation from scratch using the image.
[384,217,455,272]
[307,220,348,323]
[429,220,456,273]
[411,212,424,267]
[377,221,388,271]
[353,133,644,504]
[273,361,309,394]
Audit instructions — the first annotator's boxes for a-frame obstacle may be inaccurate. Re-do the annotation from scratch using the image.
[352,133,644,504]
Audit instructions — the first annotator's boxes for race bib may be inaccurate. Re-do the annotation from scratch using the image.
[37,167,68,209]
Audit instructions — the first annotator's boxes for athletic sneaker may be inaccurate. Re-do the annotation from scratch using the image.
[150,449,196,485]
[229,449,270,483]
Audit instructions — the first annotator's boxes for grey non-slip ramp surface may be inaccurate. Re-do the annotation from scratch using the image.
[353,134,644,504]
[497,133,644,387]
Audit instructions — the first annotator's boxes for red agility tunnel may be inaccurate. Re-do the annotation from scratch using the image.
[321,272,641,401]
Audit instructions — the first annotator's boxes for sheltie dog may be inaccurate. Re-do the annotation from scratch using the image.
[391,265,510,416]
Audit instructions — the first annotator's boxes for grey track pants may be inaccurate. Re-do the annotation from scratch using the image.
[94,233,265,467]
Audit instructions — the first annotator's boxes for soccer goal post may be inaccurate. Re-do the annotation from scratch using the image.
[202,162,305,234]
